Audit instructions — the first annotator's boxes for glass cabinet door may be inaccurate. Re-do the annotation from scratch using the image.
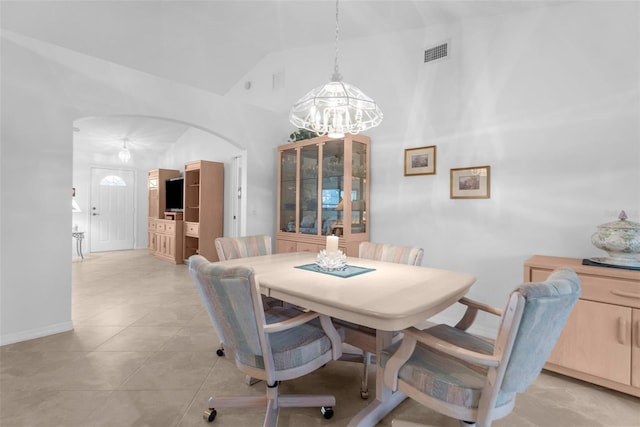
[299,145,319,235]
[351,141,367,235]
[321,140,345,236]
[280,148,297,233]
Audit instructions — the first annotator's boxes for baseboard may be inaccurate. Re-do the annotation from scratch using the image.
[0,321,73,346]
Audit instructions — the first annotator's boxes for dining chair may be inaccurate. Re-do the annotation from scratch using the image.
[380,267,581,427]
[336,241,424,399]
[213,235,282,359]
[214,235,273,261]
[188,255,344,426]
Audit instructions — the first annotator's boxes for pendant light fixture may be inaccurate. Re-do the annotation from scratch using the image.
[118,138,131,163]
[289,0,382,139]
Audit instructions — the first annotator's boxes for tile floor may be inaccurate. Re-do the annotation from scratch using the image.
[1,250,638,426]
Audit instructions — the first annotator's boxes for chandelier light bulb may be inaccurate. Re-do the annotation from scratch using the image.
[118,138,131,163]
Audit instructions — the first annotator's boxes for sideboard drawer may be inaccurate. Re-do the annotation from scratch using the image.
[164,222,176,234]
[529,266,640,309]
[185,222,199,237]
[580,274,640,309]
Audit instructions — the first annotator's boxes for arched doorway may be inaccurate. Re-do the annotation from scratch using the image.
[72,114,247,256]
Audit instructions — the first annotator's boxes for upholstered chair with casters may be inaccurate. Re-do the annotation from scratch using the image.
[380,268,581,427]
[214,235,273,261]
[336,241,425,399]
[189,255,344,426]
[213,235,281,360]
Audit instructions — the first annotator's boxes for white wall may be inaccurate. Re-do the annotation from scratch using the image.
[0,29,282,345]
[228,1,640,335]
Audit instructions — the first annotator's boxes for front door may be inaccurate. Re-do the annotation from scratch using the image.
[90,167,135,252]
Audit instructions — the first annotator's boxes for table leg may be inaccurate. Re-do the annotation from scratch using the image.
[76,237,83,260]
[347,330,407,426]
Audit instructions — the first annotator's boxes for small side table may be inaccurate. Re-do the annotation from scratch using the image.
[72,231,85,260]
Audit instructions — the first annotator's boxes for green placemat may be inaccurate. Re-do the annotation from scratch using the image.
[295,263,376,278]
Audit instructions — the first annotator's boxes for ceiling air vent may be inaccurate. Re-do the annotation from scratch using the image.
[424,42,448,64]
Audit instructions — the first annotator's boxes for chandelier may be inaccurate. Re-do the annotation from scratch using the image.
[289,0,382,139]
[118,138,131,163]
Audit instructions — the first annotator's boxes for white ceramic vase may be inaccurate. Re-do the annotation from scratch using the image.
[591,210,640,266]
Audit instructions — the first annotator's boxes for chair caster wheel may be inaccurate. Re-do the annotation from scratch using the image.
[360,390,369,399]
[216,349,224,357]
[321,406,334,419]
[203,408,217,422]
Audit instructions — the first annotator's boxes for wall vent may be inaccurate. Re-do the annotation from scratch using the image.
[424,42,448,64]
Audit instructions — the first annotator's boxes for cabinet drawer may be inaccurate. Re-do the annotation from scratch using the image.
[276,239,297,253]
[185,222,199,237]
[155,222,166,232]
[148,220,157,231]
[297,242,320,253]
[530,267,640,309]
[165,222,176,234]
[580,275,640,309]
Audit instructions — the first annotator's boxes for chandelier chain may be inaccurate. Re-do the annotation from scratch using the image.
[332,0,341,81]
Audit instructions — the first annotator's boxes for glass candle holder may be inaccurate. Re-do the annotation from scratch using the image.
[316,249,347,271]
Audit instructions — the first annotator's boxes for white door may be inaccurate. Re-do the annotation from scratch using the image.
[90,167,135,252]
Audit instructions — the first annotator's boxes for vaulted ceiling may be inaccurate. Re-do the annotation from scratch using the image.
[2,1,561,95]
[2,1,564,156]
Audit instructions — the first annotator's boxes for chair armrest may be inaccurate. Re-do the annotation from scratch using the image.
[403,327,500,367]
[454,297,503,331]
[384,327,500,392]
[459,297,503,316]
[383,333,418,391]
[263,312,343,360]
[319,315,343,360]
[263,310,319,333]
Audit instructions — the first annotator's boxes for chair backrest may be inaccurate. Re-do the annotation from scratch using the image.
[358,241,424,266]
[497,268,581,393]
[215,235,272,261]
[189,255,266,368]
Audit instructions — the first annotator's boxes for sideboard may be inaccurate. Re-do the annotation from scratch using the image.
[524,255,640,397]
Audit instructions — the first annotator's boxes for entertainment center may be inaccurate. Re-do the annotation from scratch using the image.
[147,160,224,264]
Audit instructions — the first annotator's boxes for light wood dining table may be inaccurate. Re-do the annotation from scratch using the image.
[215,251,477,426]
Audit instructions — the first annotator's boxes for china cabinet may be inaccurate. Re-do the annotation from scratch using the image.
[183,160,224,262]
[524,255,640,397]
[276,134,370,256]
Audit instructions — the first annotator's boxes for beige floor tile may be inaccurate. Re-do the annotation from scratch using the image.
[159,325,220,352]
[95,326,181,351]
[86,390,194,427]
[0,390,113,427]
[122,351,215,390]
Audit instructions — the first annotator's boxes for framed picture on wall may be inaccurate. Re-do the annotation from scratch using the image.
[450,165,491,199]
[404,145,436,176]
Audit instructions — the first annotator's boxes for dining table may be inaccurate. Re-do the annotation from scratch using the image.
[215,251,477,426]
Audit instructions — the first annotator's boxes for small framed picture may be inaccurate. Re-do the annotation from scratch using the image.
[450,166,491,199]
[404,145,436,176]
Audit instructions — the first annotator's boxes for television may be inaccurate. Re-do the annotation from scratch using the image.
[165,177,184,212]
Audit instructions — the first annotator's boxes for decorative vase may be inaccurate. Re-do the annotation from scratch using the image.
[591,210,640,266]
